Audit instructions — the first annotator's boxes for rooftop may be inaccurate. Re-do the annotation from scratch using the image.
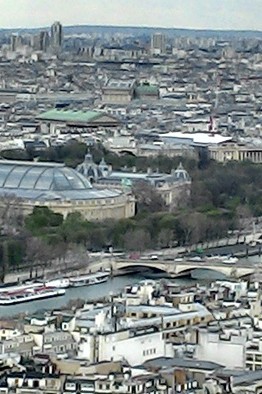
[135,84,159,96]
[37,109,103,123]
[0,160,122,202]
[161,132,233,145]
[105,79,136,90]
[144,357,223,371]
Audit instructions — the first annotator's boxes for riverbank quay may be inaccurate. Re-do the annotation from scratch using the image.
[3,231,262,284]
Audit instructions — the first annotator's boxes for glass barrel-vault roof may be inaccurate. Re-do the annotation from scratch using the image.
[0,160,92,191]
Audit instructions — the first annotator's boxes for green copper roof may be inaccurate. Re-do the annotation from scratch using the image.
[135,84,159,96]
[37,109,102,123]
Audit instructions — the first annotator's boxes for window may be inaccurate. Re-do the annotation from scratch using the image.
[33,380,39,388]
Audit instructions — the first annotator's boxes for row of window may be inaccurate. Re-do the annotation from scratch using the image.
[143,348,156,356]
[65,381,148,393]
[246,353,262,362]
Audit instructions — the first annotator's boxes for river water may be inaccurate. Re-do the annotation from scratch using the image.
[1,254,261,318]
[0,274,195,318]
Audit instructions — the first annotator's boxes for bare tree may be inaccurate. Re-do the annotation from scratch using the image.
[0,241,9,283]
[157,228,174,248]
[132,182,166,213]
[26,237,54,279]
[0,194,24,235]
[235,204,252,233]
[178,212,209,246]
[0,195,25,282]
[123,228,151,252]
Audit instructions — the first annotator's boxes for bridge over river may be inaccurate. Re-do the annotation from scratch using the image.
[113,259,257,279]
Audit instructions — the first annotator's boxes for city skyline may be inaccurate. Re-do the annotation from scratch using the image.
[1,0,262,31]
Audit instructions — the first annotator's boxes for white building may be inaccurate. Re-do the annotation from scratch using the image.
[78,327,173,366]
[195,328,247,369]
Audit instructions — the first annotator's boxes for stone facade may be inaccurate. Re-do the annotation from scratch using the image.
[209,143,262,163]
[0,160,135,221]
[77,155,191,209]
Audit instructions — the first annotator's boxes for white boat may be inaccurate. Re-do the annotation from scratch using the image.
[188,256,203,262]
[0,287,65,306]
[206,255,222,261]
[0,282,44,294]
[45,278,70,288]
[69,272,109,287]
[222,256,238,264]
[0,278,70,293]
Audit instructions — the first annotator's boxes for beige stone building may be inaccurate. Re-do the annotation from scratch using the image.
[0,160,135,221]
[209,143,262,163]
[77,155,191,209]
[102,79,136,105]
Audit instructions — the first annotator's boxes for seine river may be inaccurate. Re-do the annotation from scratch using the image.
[0,273,195,318]
[1,254,260,318]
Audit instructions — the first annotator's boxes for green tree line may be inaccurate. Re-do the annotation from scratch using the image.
[0,141,261,279]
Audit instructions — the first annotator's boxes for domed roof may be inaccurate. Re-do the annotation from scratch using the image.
[0,160,92,191]
[174,162,191,182]
[0,160,123,202]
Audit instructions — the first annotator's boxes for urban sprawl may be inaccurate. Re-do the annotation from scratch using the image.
[0,22,260,394]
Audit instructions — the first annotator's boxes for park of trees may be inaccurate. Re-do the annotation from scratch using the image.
[0,140,261,280]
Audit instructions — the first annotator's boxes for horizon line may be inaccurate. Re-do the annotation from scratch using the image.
[0,23,261,33]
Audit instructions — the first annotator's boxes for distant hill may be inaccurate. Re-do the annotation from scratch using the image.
[0,24,261,39]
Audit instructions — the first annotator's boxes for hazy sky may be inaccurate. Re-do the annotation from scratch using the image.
[1,0,261,30]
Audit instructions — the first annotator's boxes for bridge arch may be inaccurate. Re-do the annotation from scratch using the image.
[118,150,137,157]
[175,267,229,279]
[116,261,169,274]
[114,260,255,279]
[175,265,254,279]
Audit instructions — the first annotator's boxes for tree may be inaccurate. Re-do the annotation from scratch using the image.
[59,212,93,245]
[58,141,88,168]
[157,228,174,248]
[0,195,25,281]
[133,181,166,214]
[235,204,252,232]
[26,237,55,279]
[25,206,63,234]
[123,228,151,252]
[0,194,24,235]
[177,212,209,245]
[0,241,9,283]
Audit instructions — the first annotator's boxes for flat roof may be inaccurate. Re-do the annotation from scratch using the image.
[126,305,180,315]
[106,79,136,89]
[161,132,233,145]
[144,357,223,371]
[37,109,103,123]
[123,304,211,329]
